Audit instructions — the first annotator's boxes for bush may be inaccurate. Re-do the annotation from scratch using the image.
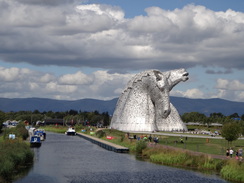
[135,140,147,154]
[220,159,244,182]
[96,130,106,138]
[142,146,223,171]
[0,140,34,181]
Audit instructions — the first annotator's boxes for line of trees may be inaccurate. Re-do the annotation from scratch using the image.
[1,110,244,144]
[182,112,244,124]
[182,112,244,144]
[1,110,244,132]
[0,110,110,131]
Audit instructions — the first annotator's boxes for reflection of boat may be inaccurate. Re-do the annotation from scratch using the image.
[65,127,76,135]
[30,136,42,147]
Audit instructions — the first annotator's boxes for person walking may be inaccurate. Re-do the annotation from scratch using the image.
[226,149,229,158]
[235,150,239,160]
[238,149,243,161]
[229,148,234,158]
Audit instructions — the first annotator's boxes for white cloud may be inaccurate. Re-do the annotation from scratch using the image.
[39,73,55,83]
[0,2,243,71]
[45,81,77,93]
[0,67,20,81]
[0,67,34,82]
[0,1,243,102]
[171,88,205,99]
[0,66,133,100]
[216,79,244,90]
[59,71,93,85]
[212,79,244,102]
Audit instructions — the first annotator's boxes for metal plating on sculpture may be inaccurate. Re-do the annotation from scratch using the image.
[110,68,189,132]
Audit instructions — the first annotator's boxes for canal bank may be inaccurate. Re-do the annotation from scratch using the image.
[14,132,229,183]
[76,132,129,153]
[75,129,244,183]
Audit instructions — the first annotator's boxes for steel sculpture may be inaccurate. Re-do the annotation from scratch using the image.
[110,68,189,132]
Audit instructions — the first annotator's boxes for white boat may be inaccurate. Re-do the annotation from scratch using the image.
[65,127,76,135]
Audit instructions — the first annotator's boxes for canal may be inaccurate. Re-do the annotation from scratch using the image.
[14,132,229,183]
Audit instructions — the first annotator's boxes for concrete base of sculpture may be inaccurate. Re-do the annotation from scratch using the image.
[110,69,188,132]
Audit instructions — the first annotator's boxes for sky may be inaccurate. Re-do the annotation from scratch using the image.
[0,0,244,102]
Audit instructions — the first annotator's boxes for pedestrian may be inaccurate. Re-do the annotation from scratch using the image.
[226,149,229,158]
[148,135,152,142]
[238,149,243,161]
[154,136,159,144]
[143,136,148,141]
[229,148,234,158]
[180,137,184,143]
[235,150,239,160]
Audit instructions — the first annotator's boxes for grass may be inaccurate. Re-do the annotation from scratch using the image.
[42,125,67,133]
[142,146,224,171]
[220,159,244,182]
[155,135,244,156]
[0,139,34,182]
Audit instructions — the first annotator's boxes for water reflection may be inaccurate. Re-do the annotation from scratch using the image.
[15,132,229,183]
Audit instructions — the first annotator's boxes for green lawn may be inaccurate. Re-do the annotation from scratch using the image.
[157,135,244,155]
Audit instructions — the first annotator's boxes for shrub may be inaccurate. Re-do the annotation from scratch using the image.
[220,159,244,182]
[96,130,106,138]
[135,140,147,154]
[0,140,34,181]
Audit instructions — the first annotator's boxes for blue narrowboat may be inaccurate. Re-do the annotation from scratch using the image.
[34,129,46,140]
[30,136,42,147]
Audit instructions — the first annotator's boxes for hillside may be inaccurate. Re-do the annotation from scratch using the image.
[0,97,243,116]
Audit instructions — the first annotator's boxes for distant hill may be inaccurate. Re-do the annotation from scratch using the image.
[0,97,243,116]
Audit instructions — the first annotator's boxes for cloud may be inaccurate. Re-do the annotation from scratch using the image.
[59,71,93,85]
[0,67,32,82]
[0,66,133,100]
[14,0,80,6]
[205,69,233,74]
[216,78,244,91]
[0,2,243,72]
[213,78,244,101]
[171,88,205,99]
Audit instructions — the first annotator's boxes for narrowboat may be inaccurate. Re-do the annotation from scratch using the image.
[65,127,76,135]
[30,135,42,147]
[34,129,46,140]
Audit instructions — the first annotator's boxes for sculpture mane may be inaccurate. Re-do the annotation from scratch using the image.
[110,68,189,132]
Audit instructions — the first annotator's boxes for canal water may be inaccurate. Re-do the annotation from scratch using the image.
[14,132,229,183]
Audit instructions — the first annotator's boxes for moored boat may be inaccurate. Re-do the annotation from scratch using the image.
[65,127,76,135]
[30,135,42,147]
[34,129,46,140]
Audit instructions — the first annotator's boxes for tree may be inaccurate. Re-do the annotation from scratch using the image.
[181,112,207,123]
[210,112,224,118]
[0,110,6,132]
[241,114,244,121]
[221,123,241,145]
[229,113,239,119]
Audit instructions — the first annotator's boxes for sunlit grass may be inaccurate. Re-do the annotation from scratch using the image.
[159,135,244,155]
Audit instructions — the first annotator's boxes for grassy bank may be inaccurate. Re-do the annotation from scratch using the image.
[142,145,224,170]
[95,128,244,183]
[0,123,34,182]
[42,125,67,133]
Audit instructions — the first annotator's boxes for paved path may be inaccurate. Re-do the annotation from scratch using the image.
[132,131,244,140]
